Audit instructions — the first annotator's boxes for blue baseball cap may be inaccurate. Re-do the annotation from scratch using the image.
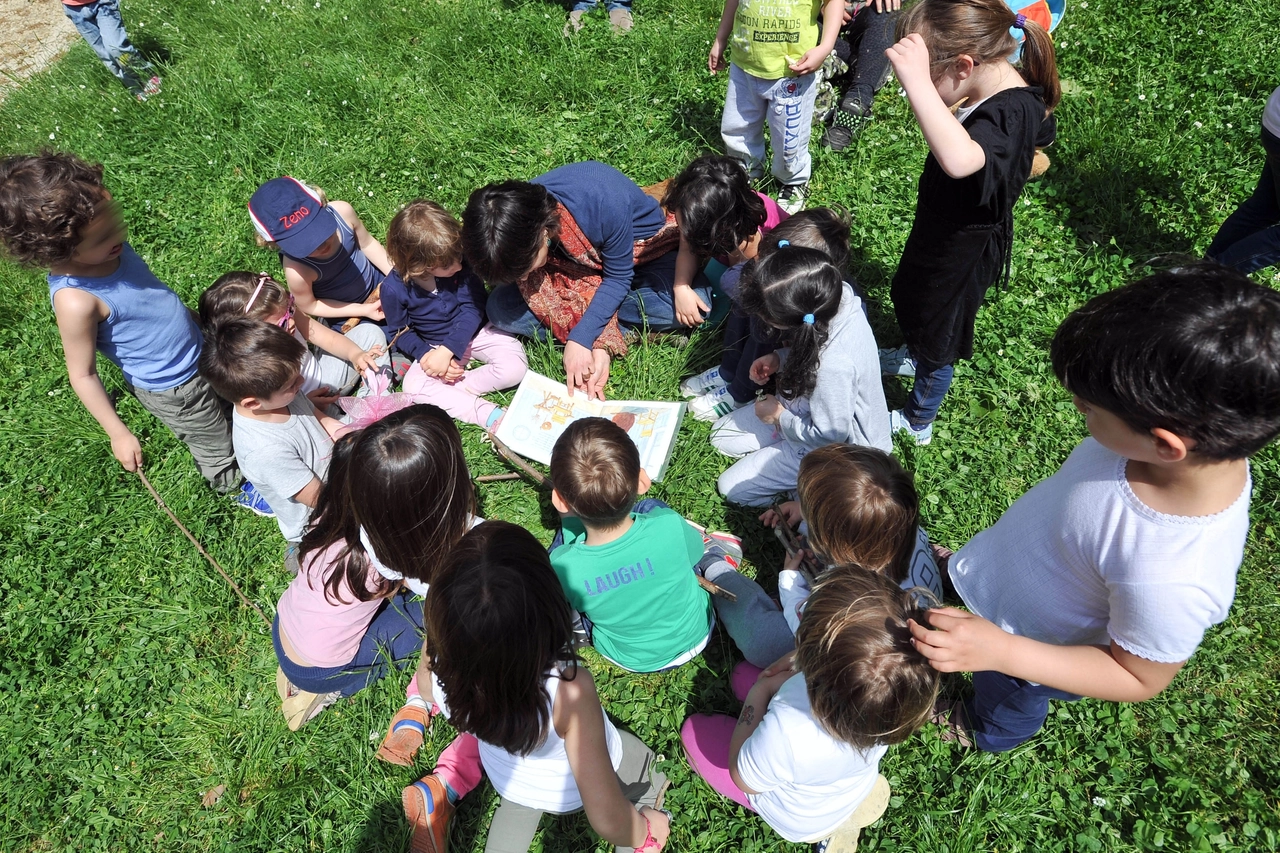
[248,176,340,258]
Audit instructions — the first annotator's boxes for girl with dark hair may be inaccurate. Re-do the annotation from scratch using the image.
[879,0,1059,445]
[462,161,712,401]
[399,521,672,853]
[711,242,890,507]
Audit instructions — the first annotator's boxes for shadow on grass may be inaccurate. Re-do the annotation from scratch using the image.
[131,34,173,66]
[668,97,727,152]
[353,797,410,853]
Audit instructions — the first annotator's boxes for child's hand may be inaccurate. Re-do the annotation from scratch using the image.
[421,345,455,379]
[782,546,813,573]
[759,500,802,528]
[708,38,728,73]
[110,430,144,471]
[885,33,933,96]
[673,284,710,327]
[755,393,783,424]
[788,45,832,76]
[749,352,780,385]
[352,348,382,374]
[638,807,671,850]
[361,299,386,321]
[761,650,797,680]
[443,358,465,384]
[307,386,339,409]
[907,607,1010,674]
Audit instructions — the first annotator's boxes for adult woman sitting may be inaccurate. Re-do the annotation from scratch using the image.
[463,160,711,399]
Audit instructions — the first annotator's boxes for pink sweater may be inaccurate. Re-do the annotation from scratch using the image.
[277,541,387,668]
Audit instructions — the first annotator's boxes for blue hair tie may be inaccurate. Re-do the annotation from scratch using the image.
[777,239,790,248]
[803,313,815,325]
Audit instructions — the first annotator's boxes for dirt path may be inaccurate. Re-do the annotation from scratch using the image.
[0,0,80,103]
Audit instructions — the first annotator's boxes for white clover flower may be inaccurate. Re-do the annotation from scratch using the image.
[1194,121,1203,128]
[1092,797,1107,808]
[1138,94,1145,101]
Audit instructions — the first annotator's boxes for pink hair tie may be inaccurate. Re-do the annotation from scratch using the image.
[244,272,271,313]
[1013,12,1026,28]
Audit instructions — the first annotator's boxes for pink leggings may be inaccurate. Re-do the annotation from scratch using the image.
[402,324,527,428]
[679,661,763,811]
[406,674,484,798]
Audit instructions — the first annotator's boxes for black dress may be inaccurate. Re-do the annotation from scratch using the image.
[890,87,1057,367]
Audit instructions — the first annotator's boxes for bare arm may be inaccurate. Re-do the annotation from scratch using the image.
[908,608,1185,702]
[558,671,668,848]
[709,0,740,73]
[53,289,143,470]
[788,0,845,74]
[728,661,794,794]
[292,475,324,509]
[672,236,710,326]
[886,34,986,178]
[332,200,394,276]
[295,313,382,372]
[283,259,373,320]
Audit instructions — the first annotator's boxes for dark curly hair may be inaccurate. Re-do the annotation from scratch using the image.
[738,246,844,400]
[462,181,560,283]
[0,152,106,267]
[662,155,766,259]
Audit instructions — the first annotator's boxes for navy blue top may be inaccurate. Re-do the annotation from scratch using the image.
[532,161,666,350]
[381,265,487,361]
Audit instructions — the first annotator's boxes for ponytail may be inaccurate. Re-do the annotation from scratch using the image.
[738,246,844,400]
[1017,17,1060,112]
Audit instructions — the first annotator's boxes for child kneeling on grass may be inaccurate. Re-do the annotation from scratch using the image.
[199,320,341,567]
[272,404,476,729]
[682,569,939,852]
[199,271,391,407]
[549,417,740,673]
[383,200,527,430]
[711,442,943,668]
[912,265,1280,752]
[402,521,672,853]
[0,153,259,509]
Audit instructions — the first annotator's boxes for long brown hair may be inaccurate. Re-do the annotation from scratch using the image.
[349,405,475,589]
[899,0,1060,112]
[425,521,577,755]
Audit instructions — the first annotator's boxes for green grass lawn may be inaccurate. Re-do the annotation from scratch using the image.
[2,0,1280,849]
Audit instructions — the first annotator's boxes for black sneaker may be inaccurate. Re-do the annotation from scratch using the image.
[822,99,871,152]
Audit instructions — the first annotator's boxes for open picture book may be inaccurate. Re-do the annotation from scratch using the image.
[493,371,687,481]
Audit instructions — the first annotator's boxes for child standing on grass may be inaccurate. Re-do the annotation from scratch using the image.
[60,0,161,100]
[402,521,672,853]
[709,0,845,213]
[712,241,890,507]
[199,271,391,405]
[273,405,476,729]
[681,570,938,853]
[199,320,341,566]
[911,266,1280,753]
[710,443,943,667]
[0,153,262,510]
[878,0,1058,446]
[383,200,527,431]
[249,177,393,333]
[548,418,736,673]
[662,155,790,421]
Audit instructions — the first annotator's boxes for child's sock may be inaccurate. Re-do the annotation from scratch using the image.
[484,407,504,430]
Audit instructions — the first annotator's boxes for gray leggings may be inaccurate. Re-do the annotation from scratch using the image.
[483,730,666,853]
[710,569,796,668]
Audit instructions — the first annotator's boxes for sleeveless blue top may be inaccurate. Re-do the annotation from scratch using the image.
[48,244,201,391]
[286,211,384,304]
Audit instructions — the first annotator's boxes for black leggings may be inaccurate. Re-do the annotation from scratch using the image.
[833,4,900,109]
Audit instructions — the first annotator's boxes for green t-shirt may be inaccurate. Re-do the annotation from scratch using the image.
[731,0,823,79]
[551,508,712,673]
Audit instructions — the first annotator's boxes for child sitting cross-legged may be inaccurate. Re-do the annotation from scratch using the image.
[682,569,939,852]
[710,443,944,668]
[382,199,527,430]
[912,265,1280,752]
[549,417,739,673]
[199,271,391,407]
[199,319,341,568]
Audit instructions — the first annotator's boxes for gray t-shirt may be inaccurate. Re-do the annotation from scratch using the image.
[233,396,333,542]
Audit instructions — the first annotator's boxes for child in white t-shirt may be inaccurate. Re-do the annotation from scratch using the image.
[910,265,1280,752]
[682,569,938,849]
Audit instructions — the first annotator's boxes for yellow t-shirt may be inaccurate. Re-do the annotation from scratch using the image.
[731,0,823,79]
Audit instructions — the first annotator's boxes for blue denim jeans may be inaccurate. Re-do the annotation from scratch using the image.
[572,0,631,10]
[1207,127,1280,274]
[62,0,154,93]
[903,359,955,427]
[484,255,712,342]
[273,592,424,697]
[964,670,1080,752]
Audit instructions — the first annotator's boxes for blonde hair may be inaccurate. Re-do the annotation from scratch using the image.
[253,181,329,249]
[796,444,920,584]
[796,569,939,749]
[386,200,463,281]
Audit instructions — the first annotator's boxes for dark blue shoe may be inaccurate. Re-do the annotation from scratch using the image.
[234,481,274,517]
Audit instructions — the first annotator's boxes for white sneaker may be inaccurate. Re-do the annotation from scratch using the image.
[690,386,747,422]
[878,345,916,377]
[679,366,727,398]
[889,408,933,446]
[776,183,808,215]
